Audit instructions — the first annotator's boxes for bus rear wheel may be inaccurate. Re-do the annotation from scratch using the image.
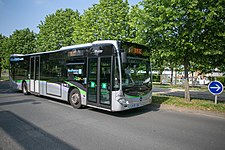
[22,82,29,95]
[69,88,82,109]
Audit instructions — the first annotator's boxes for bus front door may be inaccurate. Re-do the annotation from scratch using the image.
[87,57,112,109]
[30,56,40,93]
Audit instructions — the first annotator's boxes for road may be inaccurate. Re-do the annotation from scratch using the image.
[1,87,225,149]
[153,87,225,101]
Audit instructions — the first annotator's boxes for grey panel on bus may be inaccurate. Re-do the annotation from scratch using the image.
[46,82,61,97]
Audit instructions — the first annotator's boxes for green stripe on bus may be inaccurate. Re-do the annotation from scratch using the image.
[125,93,149,98]
[125,95,140,98]
[65,81,86,95]
[15,80,23,83]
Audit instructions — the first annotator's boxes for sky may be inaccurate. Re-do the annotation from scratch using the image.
[0,0,141,37]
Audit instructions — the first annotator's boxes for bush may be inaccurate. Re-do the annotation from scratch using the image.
[217,76,225,85]
[153,74,160,82]
[208,76,225,85]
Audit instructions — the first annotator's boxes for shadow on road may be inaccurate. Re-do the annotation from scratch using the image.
[0,111,77,150]
[0,81,162,118]
[87,104,161,118]
[152,95,170,104]
[37,95,161,118]
[0,81,19,94]
[0,99,36,106]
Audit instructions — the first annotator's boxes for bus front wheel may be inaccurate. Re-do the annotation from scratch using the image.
[22,82,29,95]
[69,88,82,109]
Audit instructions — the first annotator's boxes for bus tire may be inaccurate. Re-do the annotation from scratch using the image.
[69,88,82,109]
[22,81,29,95]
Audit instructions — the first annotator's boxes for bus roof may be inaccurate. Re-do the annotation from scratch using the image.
[10,40,120,57]
[59,43,92,50]
[10,54,25,57]
[11,43,93,57]
[92,40,119,49]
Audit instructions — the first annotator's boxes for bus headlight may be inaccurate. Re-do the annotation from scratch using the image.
[118,98,129,105]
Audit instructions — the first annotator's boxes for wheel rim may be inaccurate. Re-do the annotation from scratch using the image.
[71,93,80,105]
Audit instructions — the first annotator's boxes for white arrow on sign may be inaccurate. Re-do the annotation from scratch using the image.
[210,84,221,91]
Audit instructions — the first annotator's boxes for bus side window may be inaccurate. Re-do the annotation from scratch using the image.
[66,60,86,85]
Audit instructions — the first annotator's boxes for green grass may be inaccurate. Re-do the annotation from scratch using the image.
[0,76,9,81]
[153,82,208,91]
[153,94,225,113]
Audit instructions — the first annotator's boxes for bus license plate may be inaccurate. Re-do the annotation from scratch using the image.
[130,103,140,108]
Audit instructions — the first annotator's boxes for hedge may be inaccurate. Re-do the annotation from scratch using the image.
[208,76,225,85]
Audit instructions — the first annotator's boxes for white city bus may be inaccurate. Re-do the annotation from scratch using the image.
[10,40,152,111]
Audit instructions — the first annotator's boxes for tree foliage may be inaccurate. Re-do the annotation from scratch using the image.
[0,0,224,80]
[200,0,225,71]
[37,8,80,51]
[137,0,225,100]
[0,28,36,69]
[138,0,224,71]
[9,28,36,54]
[0,34,7,75]
[73,0,130,44]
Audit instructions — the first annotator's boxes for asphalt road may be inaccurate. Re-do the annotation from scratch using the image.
[153,87,225,101]
[1,90,225,149]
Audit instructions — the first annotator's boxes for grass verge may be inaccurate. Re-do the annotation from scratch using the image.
[153,82,208,91]
[153,94,225,113]
[0,76,9,81]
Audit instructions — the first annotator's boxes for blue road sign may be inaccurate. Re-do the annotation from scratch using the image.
[208,81,224,95]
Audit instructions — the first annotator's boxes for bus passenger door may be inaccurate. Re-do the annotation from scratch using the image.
[87,57,112,109]
[30,56,40,93]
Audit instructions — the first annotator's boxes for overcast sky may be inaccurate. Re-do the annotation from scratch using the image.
[0,0,140,37]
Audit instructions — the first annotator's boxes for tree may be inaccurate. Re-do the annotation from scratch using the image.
[127,3,176,84]
[73,0,130,44]
[37,8,80,51]
[198,0,225,72]
[1,28,36,69]
[139,0,225,101]
[0,34,7,78]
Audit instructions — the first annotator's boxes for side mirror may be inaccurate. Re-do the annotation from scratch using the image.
[121,52,127,63]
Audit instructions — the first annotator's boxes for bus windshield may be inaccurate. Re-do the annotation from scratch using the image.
[122,57,150,88]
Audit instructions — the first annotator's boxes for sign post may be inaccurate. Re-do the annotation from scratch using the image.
[208,81,224,104]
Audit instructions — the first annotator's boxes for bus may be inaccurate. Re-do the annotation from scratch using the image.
[9,40,152,111]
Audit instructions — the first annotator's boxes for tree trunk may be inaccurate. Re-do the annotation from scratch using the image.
[174,69,177,85]
[170,67,174,85]
[184,56,190,102]
[191,71,194,87]
[159,70,163,84]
